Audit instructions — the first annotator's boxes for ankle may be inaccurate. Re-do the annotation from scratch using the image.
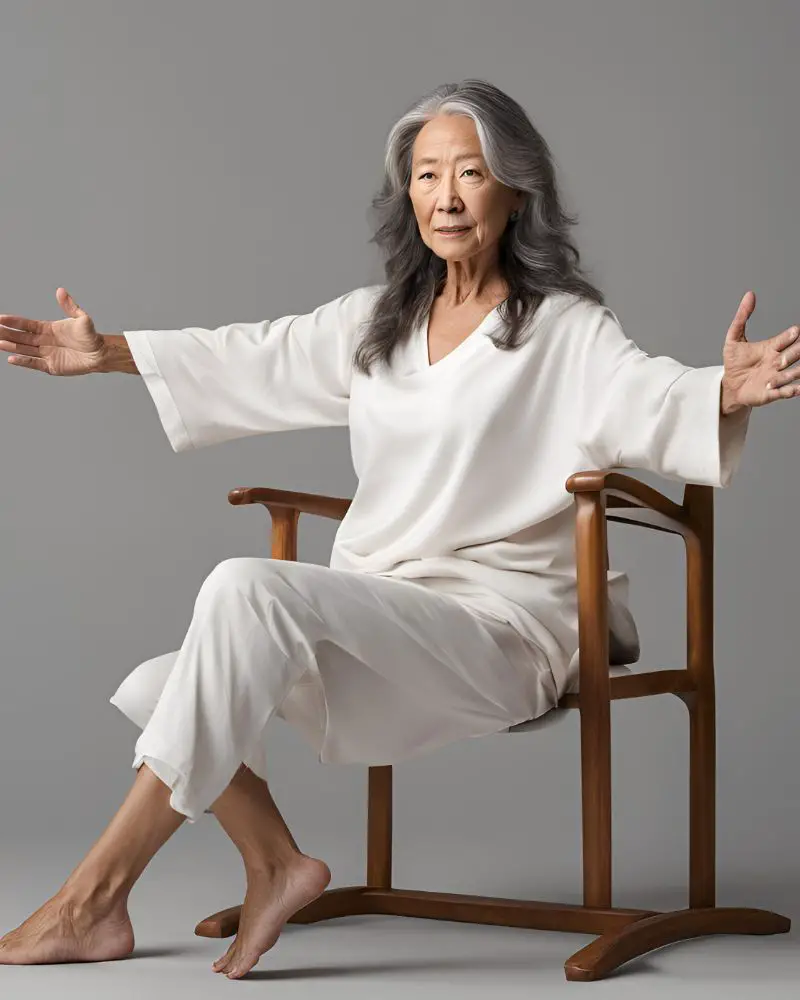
[244,846,306,878]
[58,872,130,916]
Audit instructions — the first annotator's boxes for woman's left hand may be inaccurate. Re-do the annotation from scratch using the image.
[722,290,800,414]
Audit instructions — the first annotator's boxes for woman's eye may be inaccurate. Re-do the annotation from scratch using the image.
[418,169,479,180]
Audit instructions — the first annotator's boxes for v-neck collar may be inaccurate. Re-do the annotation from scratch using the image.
[398,293,558,379]
[418,302,504,372]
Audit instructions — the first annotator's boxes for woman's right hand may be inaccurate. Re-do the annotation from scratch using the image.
[0,288,107,376]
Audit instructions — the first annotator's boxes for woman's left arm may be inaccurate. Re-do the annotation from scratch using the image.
[573,295,794,489]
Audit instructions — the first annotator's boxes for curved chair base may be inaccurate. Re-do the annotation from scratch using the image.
[194,889,790,981]
[563,906,791,981]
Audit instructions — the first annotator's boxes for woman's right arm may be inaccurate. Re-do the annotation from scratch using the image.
[95,334,140,375]
[109,284,383,452]
[3,284,383,451]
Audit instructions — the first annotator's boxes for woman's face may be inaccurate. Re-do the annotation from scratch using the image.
[408,114,522,264]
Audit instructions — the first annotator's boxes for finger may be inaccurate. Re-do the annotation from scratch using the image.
[6,353,46,372]
[0,340,38,357]
[767,357,800,387]
[725,290,756,345]
[772,334,800,376]
[0,315,44,344]
[772,325,800,356]
[57,287,86,318]
[770,383,800,400]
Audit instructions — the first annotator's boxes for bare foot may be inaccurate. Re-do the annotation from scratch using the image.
[212,854,331,979]
[0,892,134,965]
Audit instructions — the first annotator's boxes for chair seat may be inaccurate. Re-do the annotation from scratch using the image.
[504,596,641,734]
[504,664,633,733]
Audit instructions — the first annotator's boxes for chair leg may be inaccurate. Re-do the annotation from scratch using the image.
[579,692,612,909]
[366,765,393,889]
[688,685,716,907]
[574,488,613,910]
[684,482,717,909]
[562,678,792,980]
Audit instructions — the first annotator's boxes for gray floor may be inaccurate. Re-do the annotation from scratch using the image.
[1,833,797,998]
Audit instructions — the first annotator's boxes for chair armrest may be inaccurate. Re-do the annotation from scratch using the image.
[227,485,351,560]
[565,469,705,538]
[227,486,351,521]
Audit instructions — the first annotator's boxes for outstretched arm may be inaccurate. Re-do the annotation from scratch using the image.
[108,284,382,452]
[577,304,752,488]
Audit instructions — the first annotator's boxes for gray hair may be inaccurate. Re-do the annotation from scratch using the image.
[353,78,605,376]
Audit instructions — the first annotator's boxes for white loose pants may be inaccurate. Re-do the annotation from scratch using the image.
[109,557,558,822]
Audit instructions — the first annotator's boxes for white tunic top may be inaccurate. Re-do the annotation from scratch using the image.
[123,285,751,700]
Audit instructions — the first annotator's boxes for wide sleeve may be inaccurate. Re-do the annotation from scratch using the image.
[576,304,752,488]
[123,283,382,452]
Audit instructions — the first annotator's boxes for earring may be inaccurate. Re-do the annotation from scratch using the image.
[509,210,520,221]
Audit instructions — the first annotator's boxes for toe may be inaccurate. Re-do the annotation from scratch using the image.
[213,942,236,972]
[228,951,258,978]
[227,956,247,979]
[221,950,239,974]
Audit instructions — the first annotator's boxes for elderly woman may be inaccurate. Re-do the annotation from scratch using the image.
[0,79,793,979]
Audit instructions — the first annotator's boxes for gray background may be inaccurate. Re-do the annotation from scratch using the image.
[0,0,797,995]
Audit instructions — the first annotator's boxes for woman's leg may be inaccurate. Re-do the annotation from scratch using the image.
[206,763,330,979]
[0,759,330,978]
[63,553,551,978]
[112,652,332,977]
[0,761,185,966]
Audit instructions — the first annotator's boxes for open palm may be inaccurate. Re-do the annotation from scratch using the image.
[723,291,800,408]
[0,288,105,376]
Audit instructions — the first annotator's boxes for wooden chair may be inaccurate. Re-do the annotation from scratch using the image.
[193,470,791,981]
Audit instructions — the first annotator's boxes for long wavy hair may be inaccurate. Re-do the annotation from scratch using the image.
[352,78,605,376]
